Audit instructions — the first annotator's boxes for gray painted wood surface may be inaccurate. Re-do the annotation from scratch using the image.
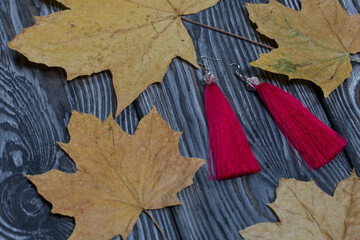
[0,0,358,239]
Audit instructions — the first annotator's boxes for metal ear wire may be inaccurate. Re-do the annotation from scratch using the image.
[197,56,221,63]
[197,56,221,71]
[221,63,261,92]
[198,62,209,71]
[219,63,241,79]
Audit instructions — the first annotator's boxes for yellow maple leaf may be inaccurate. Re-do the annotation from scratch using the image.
[239,170,360,240]
[26,108,205,240]
[246,0,360,97]
[8,0,219,116]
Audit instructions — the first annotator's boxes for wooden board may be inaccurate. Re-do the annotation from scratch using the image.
[0,0,357,239]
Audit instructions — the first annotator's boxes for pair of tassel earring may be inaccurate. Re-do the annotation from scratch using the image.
[200,61,347,180]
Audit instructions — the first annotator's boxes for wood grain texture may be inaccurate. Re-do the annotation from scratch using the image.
[0,1,180,239]
[0,0,357,239]
[135,0,354,239]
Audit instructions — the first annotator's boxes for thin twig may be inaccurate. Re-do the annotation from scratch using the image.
[181,16,275,50]
[350,55,360,62]
[144,210,168,240]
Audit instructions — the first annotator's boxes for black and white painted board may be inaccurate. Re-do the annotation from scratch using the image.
[0,0,358,239]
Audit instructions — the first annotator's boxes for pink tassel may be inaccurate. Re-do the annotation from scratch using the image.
[204,73,261,180]
[238,74,346,169]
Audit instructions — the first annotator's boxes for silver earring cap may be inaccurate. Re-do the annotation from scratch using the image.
[235,71,261,92]
[245,76,261,92]
[203,70,217,85]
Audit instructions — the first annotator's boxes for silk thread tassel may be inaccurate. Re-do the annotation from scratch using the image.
[204,70,261,180]
[236,73,347,169]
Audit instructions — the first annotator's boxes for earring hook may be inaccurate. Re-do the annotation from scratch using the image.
[224,63,261,92]
[219,63,241,78]
[199,56,221,62]
[197,55,221,71]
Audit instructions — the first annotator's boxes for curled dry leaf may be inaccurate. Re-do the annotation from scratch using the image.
[240,170,360,240]
[246,0,360,97]
[27,108,205,240]
[8,0,219,116]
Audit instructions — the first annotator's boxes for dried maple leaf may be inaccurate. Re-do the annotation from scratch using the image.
[246,0,360,97]
[239,170,360,240]
[26,108,205,240]
[8,0,219,116]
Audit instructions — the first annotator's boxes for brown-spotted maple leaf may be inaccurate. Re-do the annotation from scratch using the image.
[240,170,360,240]
[26,108,205,240]
[246,0,360,97]
[8,0,219,116]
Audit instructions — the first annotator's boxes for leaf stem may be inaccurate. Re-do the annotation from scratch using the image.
[144,210,168,240]
[180,16,274,50]
[349,55,360,62]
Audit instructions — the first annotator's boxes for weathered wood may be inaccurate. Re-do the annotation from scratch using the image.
[0,0,357,239]
[0,1,180,239]
[135,0,354,239]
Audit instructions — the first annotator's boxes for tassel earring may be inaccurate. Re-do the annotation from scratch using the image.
[230,64,347,169]
[199,58,261,180]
